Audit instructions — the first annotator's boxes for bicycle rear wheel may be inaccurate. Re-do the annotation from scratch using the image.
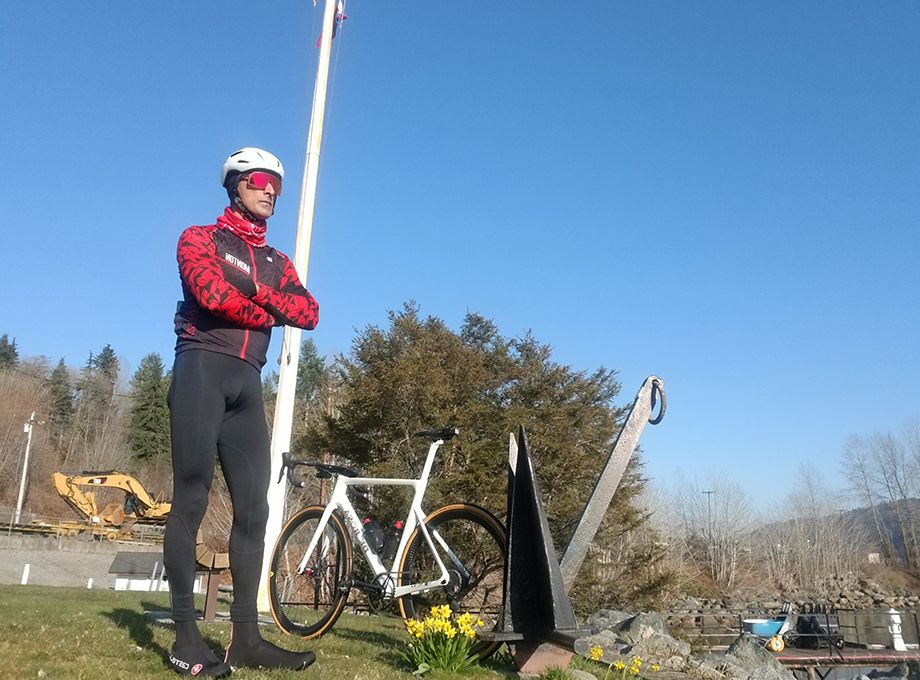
[269,506,352,638]
[397,503,507,660]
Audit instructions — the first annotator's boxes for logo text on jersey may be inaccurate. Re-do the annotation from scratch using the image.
[224,253,252,274]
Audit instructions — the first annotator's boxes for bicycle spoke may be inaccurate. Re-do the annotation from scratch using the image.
[269,507,351,638]
[399,505,506,660]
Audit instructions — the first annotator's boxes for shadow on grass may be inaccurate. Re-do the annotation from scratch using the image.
[103,608,169,660]
[326,624,410,670]
[329,623,404,649]
[102,606,227,665]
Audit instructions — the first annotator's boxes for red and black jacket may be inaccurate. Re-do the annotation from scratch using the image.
[174,223,319,370]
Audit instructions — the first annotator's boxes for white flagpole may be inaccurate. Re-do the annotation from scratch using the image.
[257,0,339,611]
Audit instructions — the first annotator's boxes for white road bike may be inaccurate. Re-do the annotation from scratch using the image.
[268,427,507,660]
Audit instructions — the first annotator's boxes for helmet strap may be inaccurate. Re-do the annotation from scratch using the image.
[232,193,265,222]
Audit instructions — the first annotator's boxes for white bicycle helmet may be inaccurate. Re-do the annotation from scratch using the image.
[221,147,285,189]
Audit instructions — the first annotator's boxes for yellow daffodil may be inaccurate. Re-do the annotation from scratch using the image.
[400,607,485,673]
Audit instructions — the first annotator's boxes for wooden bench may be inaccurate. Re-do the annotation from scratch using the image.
[195,541,230,622]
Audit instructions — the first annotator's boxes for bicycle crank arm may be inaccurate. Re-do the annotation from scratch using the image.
[351,578,384,593]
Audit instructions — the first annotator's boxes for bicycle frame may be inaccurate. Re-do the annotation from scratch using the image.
[296,438,453,599]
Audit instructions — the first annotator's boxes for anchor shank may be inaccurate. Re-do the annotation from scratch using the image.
[559,376,663,590]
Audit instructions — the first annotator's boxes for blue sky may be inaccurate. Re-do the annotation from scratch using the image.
[2,2,918,509]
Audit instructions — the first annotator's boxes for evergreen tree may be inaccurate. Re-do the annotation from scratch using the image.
[304,302,671,611]
[261,339,328,431]
[48,358,75,443]
[71,345,122,466]
[0,334,19,369]
[93,344,119,384]
[77,345,120,415]
[296,338,327,404]
[128,353,171,460]
[262,370,279,423]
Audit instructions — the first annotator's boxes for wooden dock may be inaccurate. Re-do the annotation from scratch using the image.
[776,646,920,678]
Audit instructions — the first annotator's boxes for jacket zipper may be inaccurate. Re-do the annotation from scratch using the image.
[239,243,259,360]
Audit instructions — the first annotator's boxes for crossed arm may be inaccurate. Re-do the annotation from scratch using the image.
[177,226,318,330]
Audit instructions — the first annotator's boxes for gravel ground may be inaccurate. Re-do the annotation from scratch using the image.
[0,533,159,589]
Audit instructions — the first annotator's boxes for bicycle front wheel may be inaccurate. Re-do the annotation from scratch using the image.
[397,503,507,660]
[269,506,352,638]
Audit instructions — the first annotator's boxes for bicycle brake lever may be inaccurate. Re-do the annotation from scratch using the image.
[278,452,292,484]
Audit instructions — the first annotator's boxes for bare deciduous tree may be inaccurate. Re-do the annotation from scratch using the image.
[842,423,920,573]
[758,463,867,594]
[669,472,756,590]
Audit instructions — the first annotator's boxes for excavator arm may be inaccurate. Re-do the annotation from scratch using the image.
[52,472,101,523]
[52,471,171,525]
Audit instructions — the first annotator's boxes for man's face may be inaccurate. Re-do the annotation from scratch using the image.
[237,172,279,220]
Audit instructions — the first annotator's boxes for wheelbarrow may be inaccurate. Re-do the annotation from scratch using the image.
[742,615,794,652]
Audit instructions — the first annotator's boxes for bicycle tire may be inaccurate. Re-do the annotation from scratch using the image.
[397,503,507,660]
[269,505,352,638]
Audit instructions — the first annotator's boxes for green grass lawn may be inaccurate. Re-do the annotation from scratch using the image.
[0,585,515,680]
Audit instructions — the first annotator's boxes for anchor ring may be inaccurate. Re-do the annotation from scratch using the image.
[649,379,666,425]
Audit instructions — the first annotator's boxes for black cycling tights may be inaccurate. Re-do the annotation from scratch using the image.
[164,349,270,624]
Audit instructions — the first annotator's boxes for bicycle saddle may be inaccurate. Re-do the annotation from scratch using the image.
[412,426,460,442]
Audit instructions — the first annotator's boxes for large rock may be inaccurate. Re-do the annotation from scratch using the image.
[865,662,916,680]
[568,671,598,680]
[573,629,625,662]
[686,656,750,680]
[746,666,798,680]
[616,612,668,644]
[865,663,909,680]
[588,609,633,632]
[724,633,794,679]
[625,632,692,671]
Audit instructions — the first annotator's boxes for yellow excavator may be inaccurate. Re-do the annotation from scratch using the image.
[52,471,171,527]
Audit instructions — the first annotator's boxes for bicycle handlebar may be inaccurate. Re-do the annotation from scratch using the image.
[279,427,460,488]
[279,452,310,488]
[279,452,365,488]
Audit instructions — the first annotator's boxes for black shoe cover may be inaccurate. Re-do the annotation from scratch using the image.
[225,639,316,670]
[168,643,232,677]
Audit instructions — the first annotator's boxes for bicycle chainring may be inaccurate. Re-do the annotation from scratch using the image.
[367,573,395,612]
[444,568,466,599]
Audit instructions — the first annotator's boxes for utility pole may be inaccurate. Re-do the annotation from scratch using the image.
[12,412,42,527]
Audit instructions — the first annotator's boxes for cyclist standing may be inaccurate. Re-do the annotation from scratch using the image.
[164,148,318,676]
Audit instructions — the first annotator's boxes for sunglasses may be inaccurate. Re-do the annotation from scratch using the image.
[244,171,282,195]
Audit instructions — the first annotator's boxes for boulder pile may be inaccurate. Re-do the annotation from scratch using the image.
[670,577,920,612]
[569,608,920,680]
[573,610,795,680]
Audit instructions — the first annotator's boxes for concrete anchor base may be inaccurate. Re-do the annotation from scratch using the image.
[511,640,574,674]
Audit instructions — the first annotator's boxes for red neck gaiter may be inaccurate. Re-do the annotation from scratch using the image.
[216,207,267,248]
